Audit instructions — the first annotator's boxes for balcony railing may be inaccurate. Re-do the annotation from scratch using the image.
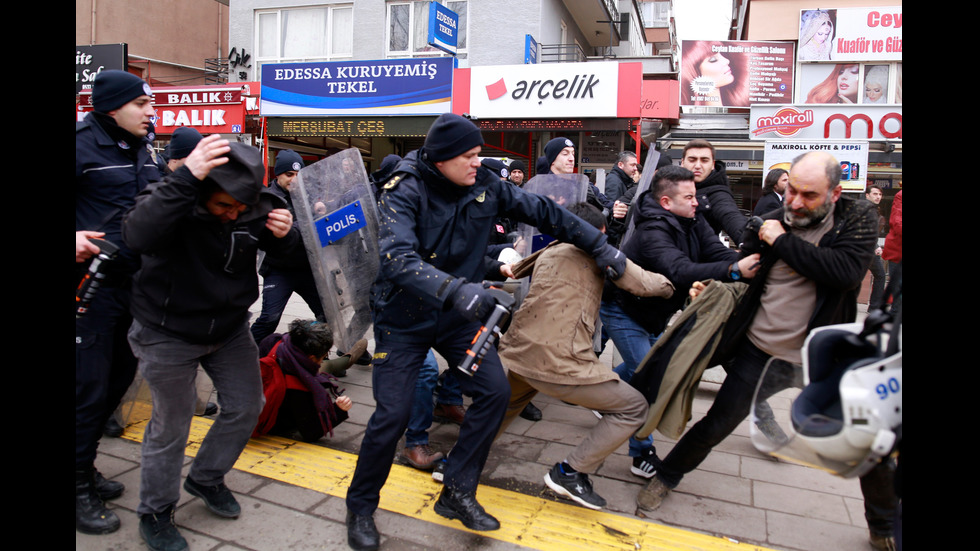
[538,43,587,63]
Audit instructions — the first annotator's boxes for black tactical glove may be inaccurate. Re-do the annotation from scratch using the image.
[451,281,501,323]
[592,242,626,280]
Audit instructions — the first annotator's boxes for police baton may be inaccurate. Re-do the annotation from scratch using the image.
[457,287,515,376]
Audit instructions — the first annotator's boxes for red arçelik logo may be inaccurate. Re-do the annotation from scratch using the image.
[753,107,814,137]
[486,78,507,100]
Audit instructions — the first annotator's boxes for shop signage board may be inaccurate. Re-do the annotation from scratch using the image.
[261,58,454,116]
[798,6,902,63]
[427,2,459,55]
[464,61,641,119]
[749,104,901,141]
[764,140,869,193]
[76,84,247,134]
[266,116,436,137]
[76,44,127,94]
[679,40,795,108]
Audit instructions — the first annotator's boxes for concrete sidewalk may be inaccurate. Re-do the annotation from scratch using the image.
[77,295,883,551]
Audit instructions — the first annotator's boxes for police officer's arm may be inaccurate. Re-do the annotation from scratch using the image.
[494,181,618,267]
[767,201,878,290]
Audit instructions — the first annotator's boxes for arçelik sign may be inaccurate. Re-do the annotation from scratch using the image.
[460,61,642,119]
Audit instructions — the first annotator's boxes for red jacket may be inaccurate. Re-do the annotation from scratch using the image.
[882,191,902,262]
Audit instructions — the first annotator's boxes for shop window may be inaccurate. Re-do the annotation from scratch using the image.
[386,1,467,59]
[255,5,353,75]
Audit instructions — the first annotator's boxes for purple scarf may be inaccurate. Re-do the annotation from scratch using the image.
[276,334,341,437]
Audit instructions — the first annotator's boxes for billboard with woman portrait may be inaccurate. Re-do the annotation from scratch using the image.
[680,40,795,108]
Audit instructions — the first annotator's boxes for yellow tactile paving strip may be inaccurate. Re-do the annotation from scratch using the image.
[122,417,774,551]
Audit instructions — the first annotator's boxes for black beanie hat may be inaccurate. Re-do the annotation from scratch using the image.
[422,113,484,162]
[92,70,152,113]
[535,156,550,175]
[275,150,305,175]
[508,160,527,174]
[544,137,574,168]
[206,143,266,206]
[168,127,203,161]
[481,158,509,179]
[371,154,403,184]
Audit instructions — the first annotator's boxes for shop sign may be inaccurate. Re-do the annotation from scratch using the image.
[76,85,247,134]
[798,6,902,63]
[750,104,901,141]
[464,61,641,119]
[261,58,454,117]
[764,140,869,192]
[640,80,679,119]
[427,3,459,56]
[76,44,127,94]
[266,116,436,137]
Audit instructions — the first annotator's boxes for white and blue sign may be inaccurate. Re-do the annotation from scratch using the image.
[261,58,454,116]
[524,35,538,64]
[315,201,368,246]
[427,3,459,55]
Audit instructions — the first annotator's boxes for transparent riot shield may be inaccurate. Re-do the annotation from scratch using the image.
[750,322,902,479]
[618,147,660,249]
[516,173,589,256]
[292,149,380,353]
[510,173,588,304]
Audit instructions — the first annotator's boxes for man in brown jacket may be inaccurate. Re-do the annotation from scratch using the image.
[496,203,674,510]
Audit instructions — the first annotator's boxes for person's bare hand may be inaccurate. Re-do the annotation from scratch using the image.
[76,230,105,262]
[499,263,515,279]
[336,395,353,411]
[266,208,293,238]
[738,253,762,279]
[184,134,231,180]
[612,200,628,219]
[689,280,707,300]
[759,220,785,245]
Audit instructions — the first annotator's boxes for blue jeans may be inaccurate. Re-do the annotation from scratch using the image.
[406,350,464,446]
[600,300,658,456]
[128,320,263,515]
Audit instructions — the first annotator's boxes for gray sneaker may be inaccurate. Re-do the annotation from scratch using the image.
[544,463,606,510]
[635,475,671,515]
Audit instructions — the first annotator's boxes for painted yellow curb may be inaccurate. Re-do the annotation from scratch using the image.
[123,417,774,551]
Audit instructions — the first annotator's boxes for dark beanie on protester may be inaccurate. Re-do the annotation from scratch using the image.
[508,159,527,174]
[544,137,574,168]
[168,127,203,161]
[92,70,152,113]
[275,150,305,175]
[422,114,484,162]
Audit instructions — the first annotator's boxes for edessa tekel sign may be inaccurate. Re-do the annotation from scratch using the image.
[459,62,642,119]
[260,58,454,117]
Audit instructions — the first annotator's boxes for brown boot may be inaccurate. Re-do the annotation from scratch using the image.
[433,403,465,425]
[401,444,444,470]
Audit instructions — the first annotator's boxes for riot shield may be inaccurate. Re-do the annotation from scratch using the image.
[510,173,588,305]
[618,147,660,250]
[292,149,380,353]
[516,173,589,256]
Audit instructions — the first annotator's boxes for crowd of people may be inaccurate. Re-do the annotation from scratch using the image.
[77,71,900,551]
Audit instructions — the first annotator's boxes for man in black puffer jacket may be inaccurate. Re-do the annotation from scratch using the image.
[680,139,747,244]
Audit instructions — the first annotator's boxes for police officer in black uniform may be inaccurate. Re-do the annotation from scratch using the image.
[345,114,626,550]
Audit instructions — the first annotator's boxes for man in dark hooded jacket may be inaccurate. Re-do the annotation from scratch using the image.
[123,136,298,551]
[680,139,747,244]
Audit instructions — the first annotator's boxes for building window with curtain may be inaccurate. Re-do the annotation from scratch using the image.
[255,5,353,76]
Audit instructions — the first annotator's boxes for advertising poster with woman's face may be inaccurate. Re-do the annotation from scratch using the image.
[800,64,896,105]
[680,40,795,108]
[799,9,836,61]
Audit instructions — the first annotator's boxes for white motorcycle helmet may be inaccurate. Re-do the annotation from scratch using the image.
[751,314,901,478]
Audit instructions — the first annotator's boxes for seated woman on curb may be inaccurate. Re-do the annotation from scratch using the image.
[254,319,353,442]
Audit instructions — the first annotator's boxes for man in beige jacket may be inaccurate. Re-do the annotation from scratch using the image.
[496,203,674,510]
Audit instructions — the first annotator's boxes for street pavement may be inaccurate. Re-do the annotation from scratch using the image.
[77,290,885,551]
